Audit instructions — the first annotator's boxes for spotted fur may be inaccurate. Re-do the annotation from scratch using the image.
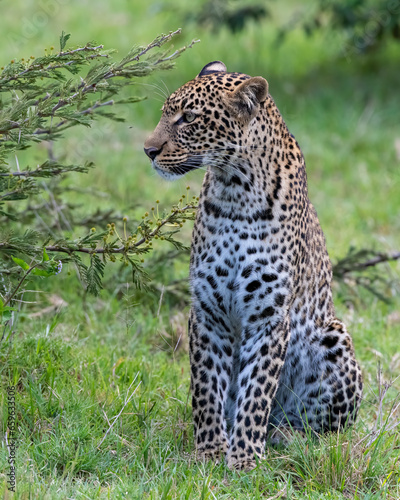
[144,61,363,471]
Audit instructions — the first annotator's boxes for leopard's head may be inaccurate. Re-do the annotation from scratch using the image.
[144,61,268,180]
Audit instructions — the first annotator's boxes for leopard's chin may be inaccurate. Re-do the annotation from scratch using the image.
[152,162,182,180]
[152,158,202,180]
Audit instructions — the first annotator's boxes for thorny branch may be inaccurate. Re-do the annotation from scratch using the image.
[333,251,400,277]
[2,263,41,307]
[40,204,197,256]
[0,31,200,303]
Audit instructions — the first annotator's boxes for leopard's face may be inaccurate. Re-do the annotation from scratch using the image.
[144,61,269,180]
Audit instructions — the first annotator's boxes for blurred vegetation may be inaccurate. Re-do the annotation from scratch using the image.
[0,0,399,498]
[278,0,400,58]
[184,0,269,33]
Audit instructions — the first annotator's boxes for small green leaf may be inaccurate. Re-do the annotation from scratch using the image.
[42,248,50,262]
[31,268,54,277]
[1,311,12,321]
[1,309,15,322]
[12,256,30,271]
[0,300,17,322]
[60,31,71,51]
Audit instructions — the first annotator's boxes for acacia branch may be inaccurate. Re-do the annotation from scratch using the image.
[0,204,196,257]
[154,38,200,65]
[0,30,196,140]
[132,29,182,62]
[2,263,41,307]
[0,96,115,136]
[43,204,196,255]
[1,46,107,85]
[33,100,115,135]
[353,252,400,270]
[58,45,104,57]
[0,166,81,177]
[0,32,200,301]
[333,251,400,278]
[0,190,23,201]
[38,32,185,105]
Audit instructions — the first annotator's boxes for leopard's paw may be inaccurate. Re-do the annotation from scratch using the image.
[267,427,306,446]
[226,451,262,471]
[195,441,228,464]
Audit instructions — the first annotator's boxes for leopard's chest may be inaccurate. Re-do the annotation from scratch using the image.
[190,201,291,329]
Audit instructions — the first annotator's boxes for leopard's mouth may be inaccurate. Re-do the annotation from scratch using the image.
[152,154,203,179]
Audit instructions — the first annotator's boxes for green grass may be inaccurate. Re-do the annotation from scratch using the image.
[1,299,400,498]
[1,0,400,498]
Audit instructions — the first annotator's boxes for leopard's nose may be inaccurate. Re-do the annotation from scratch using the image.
[144,146,161,160]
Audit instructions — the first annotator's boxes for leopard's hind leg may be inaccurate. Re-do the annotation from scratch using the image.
[269,319,363,435]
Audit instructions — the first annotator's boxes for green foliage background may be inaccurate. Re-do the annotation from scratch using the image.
[0,0,399,498]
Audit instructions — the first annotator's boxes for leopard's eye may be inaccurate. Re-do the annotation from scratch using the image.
[176,111,197,125]
[183,111,196,123]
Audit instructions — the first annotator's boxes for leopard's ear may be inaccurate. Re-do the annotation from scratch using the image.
[226,77,269,122]
[198,61,227,77]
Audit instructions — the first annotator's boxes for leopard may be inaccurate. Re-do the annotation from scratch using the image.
[144,61,363,471]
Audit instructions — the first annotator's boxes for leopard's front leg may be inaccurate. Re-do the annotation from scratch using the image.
[227,317,290,471]
[189,307,232,462]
